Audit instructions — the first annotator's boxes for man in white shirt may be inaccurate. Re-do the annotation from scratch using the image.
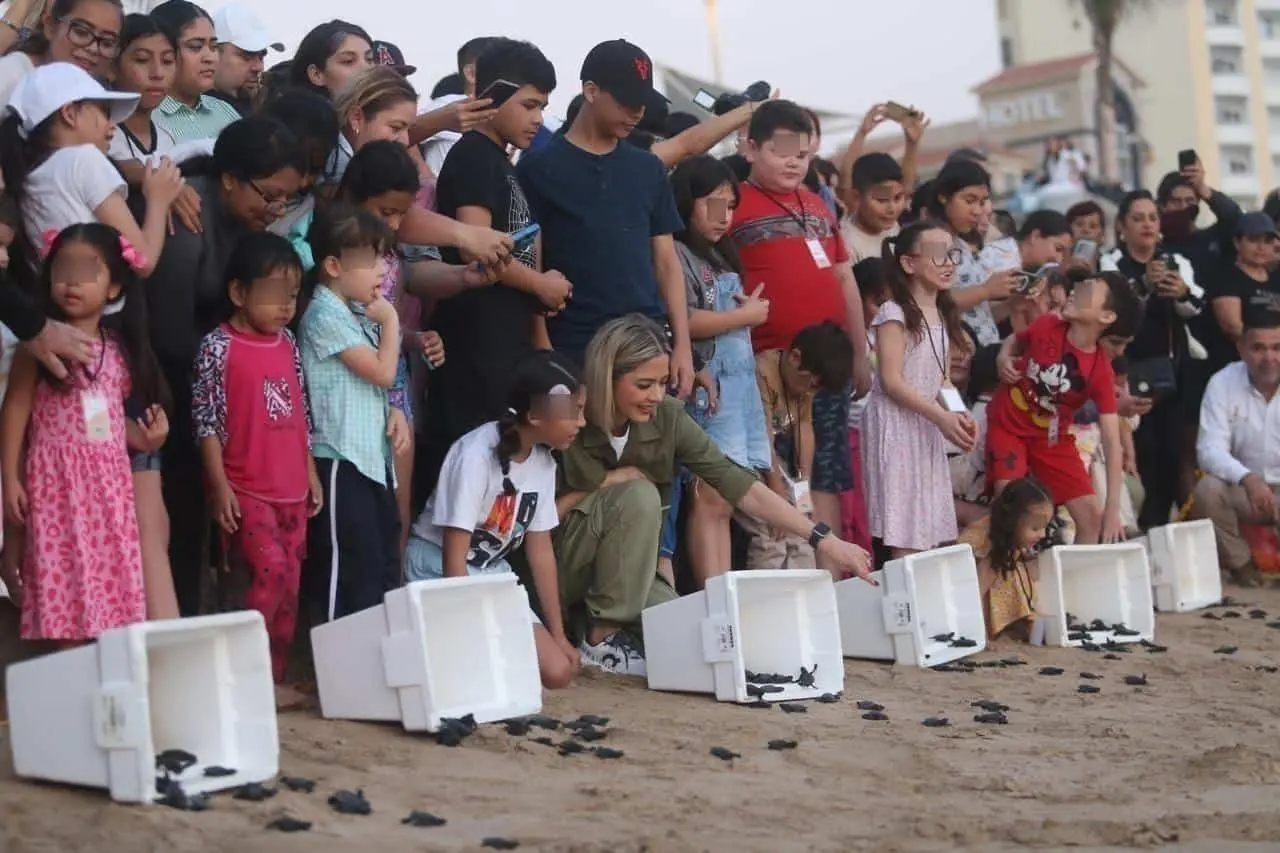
[1193,312,1280,586]
[417,36,499,176]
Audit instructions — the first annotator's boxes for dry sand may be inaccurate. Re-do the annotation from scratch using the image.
[2,583,1280,853]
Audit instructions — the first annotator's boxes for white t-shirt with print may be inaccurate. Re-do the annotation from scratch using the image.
[22,145,126,249]
[953,235,1022,348]
[419,93,466,177]
[0,52,34,113]
[413,422,560,570]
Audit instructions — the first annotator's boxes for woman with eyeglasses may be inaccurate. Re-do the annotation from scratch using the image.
[0,0,123,109]
[143,116,307,616]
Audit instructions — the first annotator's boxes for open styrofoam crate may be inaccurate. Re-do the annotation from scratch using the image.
[311,574,541,732]
[835,544,987,667]
[1147,519,1222,612]
[641,569,843,702]
[1037,543,1154,646]
[5,611,277,804]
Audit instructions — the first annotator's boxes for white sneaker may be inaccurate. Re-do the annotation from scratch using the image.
[579,632,647,677]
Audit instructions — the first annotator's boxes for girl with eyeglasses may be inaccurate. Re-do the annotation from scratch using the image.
[862,219,977,558]
[0,0,123,111]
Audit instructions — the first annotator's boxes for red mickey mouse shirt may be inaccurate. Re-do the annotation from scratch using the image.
[987,313,1117,439]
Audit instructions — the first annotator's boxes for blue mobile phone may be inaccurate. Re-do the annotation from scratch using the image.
[510,222,540,252]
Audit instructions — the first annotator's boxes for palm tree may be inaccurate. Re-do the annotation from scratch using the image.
[1075,0,1152,186]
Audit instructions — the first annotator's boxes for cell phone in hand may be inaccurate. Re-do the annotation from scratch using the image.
[1177,149,1197,170]
[1072,239,1098,262]
[510,222,540,253]
[884,101,919,123]
[692,89,717,111]
[478,78,520,108]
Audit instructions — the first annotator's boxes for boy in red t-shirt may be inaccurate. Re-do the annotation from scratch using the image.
[987,271,1141,544]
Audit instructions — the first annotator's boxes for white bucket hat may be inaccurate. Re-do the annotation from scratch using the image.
[8,62,139,139]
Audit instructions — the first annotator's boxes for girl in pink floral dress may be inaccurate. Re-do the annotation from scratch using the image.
[0,224,169,641]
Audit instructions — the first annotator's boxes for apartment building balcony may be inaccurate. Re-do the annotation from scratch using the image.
[1212,73,1253,97]
[1221,172,1262,196]
[1217,123,1257,145]
[1206,24,1247,46]
[1262,39,1280,60]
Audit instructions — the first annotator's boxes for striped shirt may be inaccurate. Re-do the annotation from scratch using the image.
[154,94,240,143]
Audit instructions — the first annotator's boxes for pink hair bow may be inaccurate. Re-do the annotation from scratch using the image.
[39,228,59,259]
[119,236,147,273]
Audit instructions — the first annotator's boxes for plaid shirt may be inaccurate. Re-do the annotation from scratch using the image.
[299,286,393,487]
[154,94,240,143]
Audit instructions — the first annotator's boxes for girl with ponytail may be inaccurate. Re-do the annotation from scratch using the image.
[404,349,584,689]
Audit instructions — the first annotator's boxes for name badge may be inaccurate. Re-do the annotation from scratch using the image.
[82,391,110,442]
[805,238,832,269]
[937,385,967,414]
[790,477,813,517]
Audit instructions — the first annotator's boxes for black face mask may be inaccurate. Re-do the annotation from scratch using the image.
[1160,205,1199,241]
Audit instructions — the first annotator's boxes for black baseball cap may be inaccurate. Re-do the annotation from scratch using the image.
[1237,211,1280,239]
[372,41,417,77]
[580,39,667,110]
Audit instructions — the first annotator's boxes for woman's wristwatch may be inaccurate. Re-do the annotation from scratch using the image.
[808,522,832,550]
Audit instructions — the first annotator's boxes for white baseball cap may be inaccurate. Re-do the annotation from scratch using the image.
[213,4,284,54]
[8,63,139,138]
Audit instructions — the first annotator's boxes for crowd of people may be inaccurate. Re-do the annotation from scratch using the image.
[0,0,1275,699]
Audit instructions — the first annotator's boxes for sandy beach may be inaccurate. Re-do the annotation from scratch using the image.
[1,581,1279,853]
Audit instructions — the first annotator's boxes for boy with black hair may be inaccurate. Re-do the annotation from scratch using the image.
[729,98,870,562]
[987,270,1142,545]
[299,205,409,624]
[843,153,905,262]
[517,39,694,396]
[1066,200,1106,246]
[749,321,854,570]
[424,38,565,495]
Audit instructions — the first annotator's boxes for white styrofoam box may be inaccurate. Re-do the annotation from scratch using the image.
[1147,520,1222,613]
[310,574,541,732]
[642,569,843,702]
[835,544,987,667]
[1037,543,1154,646]
[5,611,277,804]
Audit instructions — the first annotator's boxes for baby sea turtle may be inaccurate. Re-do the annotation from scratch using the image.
[574,714,610,727]
[931,632,955,643]
[402,810,446,827]
[745,670,793,685]
[1123,674,1148,686]
[767,739,798,751]
[816,693,841,703]
[593,747,624,759]
[922,717,950,728]
[1079,672,1103,680]
[1076,684,1100,694]
[973,712,1009,725]
[328,789,372,815]
[1222,611,1242,619]
[435,714,479,747]
[233,783,277,802]
[778,702,807,714]
[481,839,520,851]
[266,816,311,833]
[1038,667,1065,676]
[573,726,608,742]
[930,663,969,673]
[1139,640,1168,653]
[155,779,210,812]
[977,660,1005,669]
[1267,621,1280,630]
[797,665,818,688]
[1080,641,1102,652]
[1001,657,1028,666]
[1111,624,1140,637]
[155,749,198,776]
[527,715,562,730]
[745,701,773,709]
[1253,665,1279,673]
[746,683,784,699]
[530,736,555,747]
[949,636,978,648]
[1249,609,1268,620]
[971,700,1010,713]
[1103,653,1122,660]
[861,711,889,721]
[1067,631,1088,642]
[710,747,740,761]
[280,776,316,794]
[1214,646,1239,655]
[1202,612,1222,621]
[1089,619,1109,632]
[203,766,235,778]
[503,719,532,737]
[856,700,885,712]
[558,741,587,756]
[1099,642,1131,653]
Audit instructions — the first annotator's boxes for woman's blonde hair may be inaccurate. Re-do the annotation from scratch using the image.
[583,314,670,429]
[332,66,417,131]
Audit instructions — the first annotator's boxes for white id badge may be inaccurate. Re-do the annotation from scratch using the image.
[805,238,832,269]
[1029,616,1047,646]
[790,478,813,517]
[82,391,110,442]
[937,385,967,414]
[1047,415,1060,447]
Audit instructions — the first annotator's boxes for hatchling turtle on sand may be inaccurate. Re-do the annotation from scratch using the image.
[402,811,446,827]
[436,714,479,747]
[816,693,841,703]
[328,789,372,815]
[778,702,807,714]
[482,839,520,850]
[1253,665,1279,673]
[1099,641,1131,653]
[922,717,950,728]
[1110,623,1140,637]
[1077,684,1100,694]
[568,714,610,728]
[797,665,818,688]
[1038,667,1065,676]
[155,749,198,776]
[1123,674,1148,686]
[1202,612,1222,621]
[971,700,1010,713]
[973,712,1008,725]
[931,663,969,673]
[745,701,773,709]
[862,711,889,721]
[531,736,555,746]
[1079,672,1103,680]
[856,700,884,712]
[155,778,210,812]
[1222,611,1242,619]
[233,783,276,802]
[768,739,798,751]
[503,719,532,736]
[1249,609,1268,620]
[1214,646,1239,655]
[573,726,608,741]
[594,748,624,759]
[266,816,311,833]
[710,747,741,761]
[280,776,316,793]
[1103,653,1122,660]
[558,741,587,756]
[527,715,562,730]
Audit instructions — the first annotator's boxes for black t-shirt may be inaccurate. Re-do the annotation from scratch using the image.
[429,131,540,445]
[1110,247,1194,363]
[1203,263,1280,370]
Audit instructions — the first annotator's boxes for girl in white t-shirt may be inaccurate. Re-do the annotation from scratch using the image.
[0,62,183,286]
[405,351,585,689]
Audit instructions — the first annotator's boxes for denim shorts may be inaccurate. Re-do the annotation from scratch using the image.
[403,536,540,624]
[811,386,853,492]
[130,450,162,473]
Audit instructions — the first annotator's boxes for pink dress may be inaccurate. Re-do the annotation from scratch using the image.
[861,301,958,551]
[20,337,145,640]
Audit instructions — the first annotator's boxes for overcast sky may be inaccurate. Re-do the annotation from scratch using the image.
[198,0,1001,127]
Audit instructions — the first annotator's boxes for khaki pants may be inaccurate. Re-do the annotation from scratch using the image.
[1190,475,1280,572]
[736,512,816,570]
[554,480,677,627]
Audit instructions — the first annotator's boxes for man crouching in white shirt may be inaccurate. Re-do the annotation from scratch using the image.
[1192,311,1280,587]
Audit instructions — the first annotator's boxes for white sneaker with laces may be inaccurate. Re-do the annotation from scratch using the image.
[578,632,647,677]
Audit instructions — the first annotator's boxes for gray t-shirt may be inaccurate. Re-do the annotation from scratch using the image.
[675,241,719,368]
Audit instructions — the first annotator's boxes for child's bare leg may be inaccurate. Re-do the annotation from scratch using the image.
[394,432,414,559]
[533,623,574,689]
[1,524,24,607]
[688,478,732,588]
[1064,494,1102,544]
[134,470,178,620]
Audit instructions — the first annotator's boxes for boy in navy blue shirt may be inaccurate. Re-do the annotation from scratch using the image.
[517,39,693,397]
